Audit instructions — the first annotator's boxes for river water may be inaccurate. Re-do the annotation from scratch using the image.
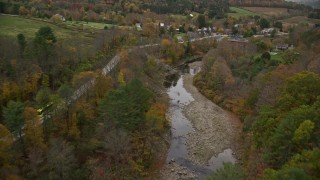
[165,65,237,178]
[166,76,194,161]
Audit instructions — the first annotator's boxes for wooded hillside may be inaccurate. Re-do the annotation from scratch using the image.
[195,23,320,179]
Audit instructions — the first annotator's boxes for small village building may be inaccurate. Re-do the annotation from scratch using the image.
[260,28,275,34]
[177,35,184,43]
[187,31,199,39]
[277,32,288,36]
[288,44,294,50]
[276,44,289,51]
[234,24,243,28]
[135,23,142,31]
[224,28,232,35]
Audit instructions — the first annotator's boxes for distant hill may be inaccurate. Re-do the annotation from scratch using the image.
[229,0,312,9]
[0,0,229,16]
[285,0,320,8]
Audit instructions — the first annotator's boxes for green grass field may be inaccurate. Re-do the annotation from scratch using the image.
[255,52,284,63]
[65,21,115,29]
[270,52,283,62]
[0,15,83,39]
[170,14,187,21]
[0,15,95,52]
[228,7,261,19]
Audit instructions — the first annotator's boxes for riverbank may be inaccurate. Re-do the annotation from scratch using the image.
[184,62,242,166]
[160,61,242,179]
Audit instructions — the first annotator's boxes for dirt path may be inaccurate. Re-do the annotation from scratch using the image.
[160,62,242,179]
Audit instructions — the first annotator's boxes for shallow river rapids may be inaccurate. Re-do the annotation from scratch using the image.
[165,65,237,179]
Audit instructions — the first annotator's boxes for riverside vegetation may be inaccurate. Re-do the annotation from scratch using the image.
[1,0,320,179]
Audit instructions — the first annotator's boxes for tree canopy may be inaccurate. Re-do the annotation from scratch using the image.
[259,18,270,29]
[99,79,153,131]
[3,101,25,136]
[252,72,320,179]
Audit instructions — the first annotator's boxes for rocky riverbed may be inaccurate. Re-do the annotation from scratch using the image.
[160,62,242,179]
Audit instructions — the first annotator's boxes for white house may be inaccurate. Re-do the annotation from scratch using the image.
[275,44,289,51]
[135,23,142,31]
[176,35,184,43]
[261,28,275,34]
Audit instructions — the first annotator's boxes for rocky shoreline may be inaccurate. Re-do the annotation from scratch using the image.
[184,72,242,166]
[160,61,242,179]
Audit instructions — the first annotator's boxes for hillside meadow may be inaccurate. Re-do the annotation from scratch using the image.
[243,7,290,17]
[0,15,96,53]
[228,7,262,18]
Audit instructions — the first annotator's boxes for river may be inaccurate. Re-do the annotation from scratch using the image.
[160,62,240,179]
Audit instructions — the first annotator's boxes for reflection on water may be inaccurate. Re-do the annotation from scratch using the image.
[208,149,237,170]
[165,64,237,178]
[166,76,194,161]
[167,77,194,105]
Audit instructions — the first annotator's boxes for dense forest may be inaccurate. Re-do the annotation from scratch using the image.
[0,6,209,178]
[195,21,320,179]
[0,15,172,179]
[1,0,320,179]
[0,0,230,20]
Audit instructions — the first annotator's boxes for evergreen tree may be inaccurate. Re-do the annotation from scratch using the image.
[99,79,153,131]
[17,33,26,57]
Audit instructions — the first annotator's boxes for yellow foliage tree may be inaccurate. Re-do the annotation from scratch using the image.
[41,74,50,88]
[118,71,126,85]
[68,113,80,140]
[23,107,47,152]
[24,72,41,96]
[1,81,11,101]
[72,71,96,88]
[161,39,172,48]
[0,124,13,168]
[19,6,29,16]
[51,14,63,24]
[1,81,20,101]
[94,75,113,100]
[145,103,167,133]
[161,39,184,64]
[143,23,159,37]
[75,100,95,122]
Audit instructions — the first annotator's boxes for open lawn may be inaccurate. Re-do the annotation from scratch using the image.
[0,15,88,39]
[170,12,199,21]
[255,52,284,63]
[0,15,95,52]
[170,14,187,21]
[242,7,289,17]
[270,52,283,62]
[228,7,261,19]
[65,21,115,29]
